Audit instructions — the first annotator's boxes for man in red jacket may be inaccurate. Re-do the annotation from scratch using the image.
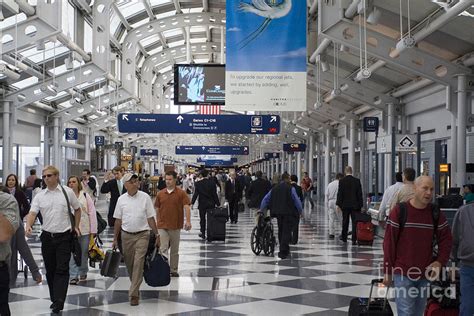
[383,176,452,316]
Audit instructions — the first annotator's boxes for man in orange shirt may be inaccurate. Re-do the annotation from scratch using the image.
[155,170,192,277]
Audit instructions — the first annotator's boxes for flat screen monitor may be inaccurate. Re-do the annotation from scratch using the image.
[174,64,225,105]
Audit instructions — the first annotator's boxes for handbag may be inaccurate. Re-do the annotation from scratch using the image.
[88,235,105,268]
[60,185,82,267]
[96,212,107,234]
[144,248,170,287]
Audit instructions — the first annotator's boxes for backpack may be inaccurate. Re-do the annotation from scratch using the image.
[398,202,440,255]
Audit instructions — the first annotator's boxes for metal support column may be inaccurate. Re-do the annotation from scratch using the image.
[52,116,61,168]
[308,134,315,179]
[360,127,366,199]
[220,26,225,64]
[457,74,467,186]
[287,153,292,175]
[325,129,331,192]
[275,157,280,175]
[386,103,395,187]
[334,136,340,173]
[43,124,50,166]
[296,151,302,179]
[2,101,12,178]
[348,119,356,169]
[318,138,324,199]
[85,128,91,162]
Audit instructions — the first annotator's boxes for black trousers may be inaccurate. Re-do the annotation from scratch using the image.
[199,208,207,235]
[107,209,116,227]
[40,231,72,306]
[341,207,358,242]
[291,215,300,244]
[277,215,295,255]
[0,263,10,316]
[228,198,239,222]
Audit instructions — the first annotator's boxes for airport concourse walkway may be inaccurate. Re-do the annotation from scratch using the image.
[10,200,396,315]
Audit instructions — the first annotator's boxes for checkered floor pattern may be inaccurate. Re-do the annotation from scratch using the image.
[10,199,397,315]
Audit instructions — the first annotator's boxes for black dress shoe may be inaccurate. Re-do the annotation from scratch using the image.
[278,251,289,259]
[51,302,64,314]
[329,234,335,239]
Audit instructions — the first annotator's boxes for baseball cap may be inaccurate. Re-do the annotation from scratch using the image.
[122,173,138,183]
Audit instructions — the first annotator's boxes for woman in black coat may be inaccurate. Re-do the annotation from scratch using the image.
[5,174,42,285]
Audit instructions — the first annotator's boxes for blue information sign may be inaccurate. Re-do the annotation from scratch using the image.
[176,146,249,155]
[283,143,306,152]
[363,117,379,133]
[115,141,123,149]
[95,136,105,146]
[117,113,280,135]
[65,128,78,140]
[197,158,237,163]
[140,149,159,156]
[264,152,280,159]
[201,160,236,167]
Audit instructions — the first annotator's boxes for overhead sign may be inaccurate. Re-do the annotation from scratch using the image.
[115,141,123,149]
[140,149,159,156]
[467,114,474,127]
[65,128,78,140]
[95,136,105,146]
[439,164,449,173]
[197,158,237,163]
[363,117,379,133]
[264,152,281,159]
[397,135,416,152]
[118,113,280,135]
[201,160,236,167]
[176,146,249,155]
[283,143,306,152]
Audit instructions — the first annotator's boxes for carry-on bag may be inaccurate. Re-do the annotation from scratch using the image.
[100,249,122,278]
[238,202,245,213]
[348,279,394,315]
[207,207,228,242]
[424,300,459,316]
[144,248,170,287]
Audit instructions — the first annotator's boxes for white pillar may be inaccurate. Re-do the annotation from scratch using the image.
[348,119,356,169]
[450,113,457,182]
[85,127,91,162]
[43,124,50,166]
[275,157,280,174]
[360,127,366,198]
[2,101,12,178]
[296,151,302,179]
[457,75,467,186]
[52,116,61,168]
[308,134,314,180]
[220,26,225,64]
[385,103,395,187]
[287,153,292,174]
[324,129,331,192]
[185,26,191,63]
[334,136,340,173]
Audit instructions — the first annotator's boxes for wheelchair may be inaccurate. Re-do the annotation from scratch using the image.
[250,212,276,256]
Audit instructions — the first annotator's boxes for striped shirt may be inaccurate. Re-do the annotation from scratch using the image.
[383,201,452,279]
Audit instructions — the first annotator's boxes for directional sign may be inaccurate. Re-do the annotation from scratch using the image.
[117,113,280,135]
[197,158,237,163]
[65,128,78,140]
[201,160,236,167]
[397,135,416,152]
[95,136,105,146]
[264,152,280,159]
[140,149,159,156]
[283,143,306,152]
[363,117,379,133]
[176,146,249,155]
[115,141,123,149]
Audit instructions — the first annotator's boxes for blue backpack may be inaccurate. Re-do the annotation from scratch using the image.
[144,248,170,287]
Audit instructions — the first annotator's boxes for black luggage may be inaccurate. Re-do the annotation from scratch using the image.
[348,279,393,316]
[436,195,463,209]
[238,202,245,213]
[100,249,122,278]
[207,207,228,242]
[144,248,170,287]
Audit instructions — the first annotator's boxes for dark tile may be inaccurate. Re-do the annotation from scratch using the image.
[267,278,356,291]
[273,291,353,309]
[181,268,248,277]
[37,308,125,315]
[64,290,130,307]
[167,310,244,316]
[304,310,348,316]
[8,292,38,302]
[164,291,262,308]
[278,268,344,278]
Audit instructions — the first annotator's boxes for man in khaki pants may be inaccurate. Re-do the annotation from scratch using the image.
[112,173,159,306]
[155,170,192,277]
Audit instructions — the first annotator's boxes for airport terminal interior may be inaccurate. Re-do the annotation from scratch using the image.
[0,0,474,315]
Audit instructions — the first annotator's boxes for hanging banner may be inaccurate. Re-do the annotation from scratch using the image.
[225,0,307,112]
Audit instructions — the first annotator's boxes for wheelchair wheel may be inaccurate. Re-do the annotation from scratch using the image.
[262,226,275,256]
[250,226,262,255]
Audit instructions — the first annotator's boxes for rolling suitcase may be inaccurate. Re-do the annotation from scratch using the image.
[348,279,393,315]
[207,207,228,242]
[100,249,122,278]
[355,212,375,246]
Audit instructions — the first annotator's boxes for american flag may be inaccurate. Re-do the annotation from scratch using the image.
[198,105,221,115]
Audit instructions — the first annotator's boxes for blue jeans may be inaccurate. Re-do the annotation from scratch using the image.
[393,274,430,316]
[69,234,90,279]
[460,265,474,316]
[303,191,314,207]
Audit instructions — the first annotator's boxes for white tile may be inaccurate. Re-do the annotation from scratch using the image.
[218,272,304,284]
[220,255,278,263]
[215,299,327,315]
[10,284,103,298]
[217,283,314,299]
[9,298,82,314]
[93,299,207,315]
[223,263,295,272]
[305,263,375,273]
[107,276,215,292]
[322,284,394,298]
[292,249,350,256]
[301,256,366,264]
[312,273,378,284]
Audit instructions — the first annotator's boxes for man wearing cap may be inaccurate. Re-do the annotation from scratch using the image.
[112,173,159,307]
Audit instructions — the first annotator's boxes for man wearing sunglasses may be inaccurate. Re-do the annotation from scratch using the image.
[25,165,81,314]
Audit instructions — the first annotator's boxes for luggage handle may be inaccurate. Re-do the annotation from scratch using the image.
[368,279,390,310]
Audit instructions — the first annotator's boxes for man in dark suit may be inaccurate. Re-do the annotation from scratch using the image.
[191,169,220,240]
[225,171,242,224]
[290,175,304,245]
[336,166,363,245]
[101,166,127,227]
[247,171,271,223]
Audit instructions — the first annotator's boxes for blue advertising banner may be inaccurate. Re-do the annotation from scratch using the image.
[140,149,159,156]
[283,143,306,152]
[117,113,280,135]
[65,128,78,140]
[95,136,105,146]
[226,0,306,111]
[176,146,249,155]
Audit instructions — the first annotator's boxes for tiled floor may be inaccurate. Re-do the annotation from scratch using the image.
[10,199,397,315]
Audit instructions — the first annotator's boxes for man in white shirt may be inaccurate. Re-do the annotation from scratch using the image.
[379,172,404,219]
[25,165,81,314]
[112,173,159,307]
[326,173,344,239]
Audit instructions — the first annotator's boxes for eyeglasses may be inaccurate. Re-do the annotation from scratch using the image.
[42,174,55,179]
